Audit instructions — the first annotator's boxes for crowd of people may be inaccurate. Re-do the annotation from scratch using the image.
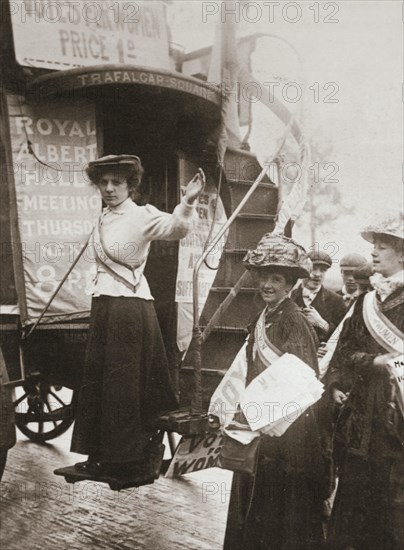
[221,214,403,550]
[1,154,402,550]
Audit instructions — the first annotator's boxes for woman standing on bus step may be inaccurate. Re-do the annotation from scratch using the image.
[70,155,205,475]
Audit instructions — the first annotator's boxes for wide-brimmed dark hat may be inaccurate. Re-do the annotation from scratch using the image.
[361,213,404,243]
[243,233,312,279]
[86,155,142,182]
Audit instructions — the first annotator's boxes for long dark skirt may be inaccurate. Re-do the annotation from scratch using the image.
[71,296,178,464]
[223,413,325,550]
[328,452,404,550]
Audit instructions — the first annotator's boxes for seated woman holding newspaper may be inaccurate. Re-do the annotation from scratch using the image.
[326,214,404,550]
[70,155,204,477]
[212,233,326,550]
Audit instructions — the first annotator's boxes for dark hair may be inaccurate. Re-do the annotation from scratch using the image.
[87,161,144,200]
[273,267,299,286]
[252,266,299,287]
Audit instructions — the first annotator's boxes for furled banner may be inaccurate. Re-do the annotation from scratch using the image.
[7,95,100,324]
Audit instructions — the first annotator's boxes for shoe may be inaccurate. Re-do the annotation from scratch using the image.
[101,463,127,477]
[74,460,104,475]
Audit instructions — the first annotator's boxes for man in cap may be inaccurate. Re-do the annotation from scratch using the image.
[353,261,373,296]
[291,251,347,520]
[322,262,374,404]
[337,252,367,308]
[291,250,347,344]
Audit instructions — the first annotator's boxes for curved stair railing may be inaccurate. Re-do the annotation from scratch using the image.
[187,117,309,415]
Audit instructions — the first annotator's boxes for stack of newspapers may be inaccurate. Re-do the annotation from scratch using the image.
[227,353,324,440]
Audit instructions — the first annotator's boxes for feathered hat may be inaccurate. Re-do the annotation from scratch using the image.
[243,233,312,279]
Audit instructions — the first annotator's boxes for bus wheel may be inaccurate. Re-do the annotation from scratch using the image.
[14,378,75,443]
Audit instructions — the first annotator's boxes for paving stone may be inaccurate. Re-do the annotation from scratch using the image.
[1,430,232,550]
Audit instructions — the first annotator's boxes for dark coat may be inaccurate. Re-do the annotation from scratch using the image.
[327,289,404,550]
[336,288,356,309]
[291,285,347,343]
[223,298,326,550]
[290,285,345,498]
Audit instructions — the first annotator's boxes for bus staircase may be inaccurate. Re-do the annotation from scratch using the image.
[175,147,279,421]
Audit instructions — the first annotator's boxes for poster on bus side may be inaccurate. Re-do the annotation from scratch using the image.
[7,95,100,323]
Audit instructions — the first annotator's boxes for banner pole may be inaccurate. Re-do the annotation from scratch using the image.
[23,232,93,339]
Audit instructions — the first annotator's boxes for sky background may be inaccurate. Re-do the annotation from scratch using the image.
[168,0,403,284]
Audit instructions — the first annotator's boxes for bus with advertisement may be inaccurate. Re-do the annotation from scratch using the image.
[0,0,294,487]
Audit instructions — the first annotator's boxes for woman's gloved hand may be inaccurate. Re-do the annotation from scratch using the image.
[185,168,206,204]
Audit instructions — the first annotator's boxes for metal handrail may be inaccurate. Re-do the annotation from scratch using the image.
[192,110,300,328]
[188,61,305,411]
[192,162,271,328]
[187,161,271,414]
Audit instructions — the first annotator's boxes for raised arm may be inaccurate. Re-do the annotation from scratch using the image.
[143,169,206,241]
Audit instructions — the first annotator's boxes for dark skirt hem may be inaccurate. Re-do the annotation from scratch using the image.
[71,296,178,463]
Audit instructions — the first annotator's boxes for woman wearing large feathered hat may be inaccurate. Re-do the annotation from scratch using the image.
[221,232,326,550]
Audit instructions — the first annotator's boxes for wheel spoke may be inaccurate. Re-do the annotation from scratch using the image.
[43,396,52,412]
[49,391,67,407]
[14,383,75,442]
[14,392,29,407]
[26,402,37,414]
[44,396,58,428]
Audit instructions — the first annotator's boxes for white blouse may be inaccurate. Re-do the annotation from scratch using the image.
[86,197,196,299]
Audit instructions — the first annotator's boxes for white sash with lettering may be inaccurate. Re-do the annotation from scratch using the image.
[363,292,404,421]
[209,309,282,429]
[363,291,404,355]
[253,308,283,367]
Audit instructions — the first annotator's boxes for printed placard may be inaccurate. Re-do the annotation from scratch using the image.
[7,95,100,323]
[165,432,223,478]
[10,0,170,71]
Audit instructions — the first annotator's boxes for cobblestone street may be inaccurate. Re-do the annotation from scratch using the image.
[1,429,231,550]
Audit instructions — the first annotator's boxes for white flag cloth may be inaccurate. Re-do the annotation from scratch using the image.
[273,143,311,235]
[209,340,248,428]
